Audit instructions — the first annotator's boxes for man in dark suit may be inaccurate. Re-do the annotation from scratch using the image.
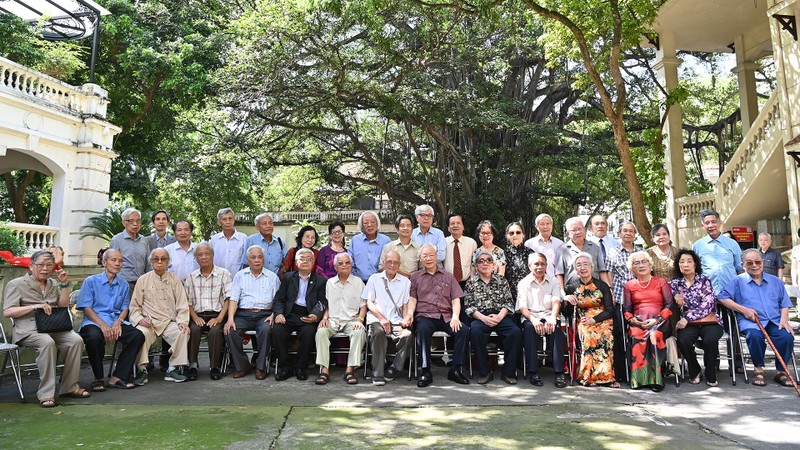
[272,248,328,381]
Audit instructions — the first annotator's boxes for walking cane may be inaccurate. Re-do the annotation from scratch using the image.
[754,313,800,397]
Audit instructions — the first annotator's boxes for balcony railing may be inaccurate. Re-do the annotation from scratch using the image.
[6,222,58,255]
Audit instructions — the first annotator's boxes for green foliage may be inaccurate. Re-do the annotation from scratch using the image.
[0,223,27,256]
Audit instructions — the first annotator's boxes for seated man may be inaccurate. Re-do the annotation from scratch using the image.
[363,250,412,385]
[224,245,280,380]
[78,248,145,390]
[464,249,521,385]
[517,252,566,388]
[407,244,470,387]
[129,248,190,384]
[272,248,328,381]
[314,253,366,385]
[719,249,795,387]
[186,243,233,380]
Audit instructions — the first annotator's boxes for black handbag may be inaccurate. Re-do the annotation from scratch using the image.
[34,307,73,333]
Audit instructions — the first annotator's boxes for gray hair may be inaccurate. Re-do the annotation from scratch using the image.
[102,248,123,262]
[415,204,434,216]
[295,247,314,261]
[246,245,264,258]
[333,252,351,266]
[254,212,273,226]
[216,207,234,221]
[121,207,141,221]
[357,211,381,232]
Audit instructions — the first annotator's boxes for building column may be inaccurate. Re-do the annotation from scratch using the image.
[654,31,687,247]
[731,35,760,134]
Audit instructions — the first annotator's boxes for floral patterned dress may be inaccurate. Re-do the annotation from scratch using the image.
[623,277,673,389]
[566,277,615,385]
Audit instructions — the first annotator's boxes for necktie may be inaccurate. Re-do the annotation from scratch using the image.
[599,238,606,261]
[453,239,462,281]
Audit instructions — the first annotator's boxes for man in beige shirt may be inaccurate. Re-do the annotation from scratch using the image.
[129,248,190,384]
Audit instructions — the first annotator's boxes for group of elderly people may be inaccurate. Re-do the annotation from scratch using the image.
[3,206,796,407]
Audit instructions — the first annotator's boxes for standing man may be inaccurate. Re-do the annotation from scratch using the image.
[412,205,446,264]
[128,248,190,384]
[524,213,564,277]
[110,208,151,292]
[379,214,420,277]
[407,244,470,387]
[78,248,145,390]
[224,246,280,380]
[362,250,412,386]
[210,207,248,276]
[718,249,795,387]
[272,248,328,381]
[588,215,620,264]
[556,217,609,291]
[314,253,366,385]
[692,209,743,294]
[242,213,286,274]
[464,249,521,385]
[185,243,233,381]
[165,219,199,282]
[757,232,785,279]
[349,211,391,282]
[147,209,176,251]
[445,213,477,287]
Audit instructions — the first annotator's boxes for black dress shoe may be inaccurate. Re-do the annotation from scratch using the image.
[447,370,470,385]
[275,369,291,381]
[529,373,543,386]
[417,371,433,388]
[295,368,308,380]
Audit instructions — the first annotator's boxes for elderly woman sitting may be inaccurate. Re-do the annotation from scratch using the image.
[3,250,89,407]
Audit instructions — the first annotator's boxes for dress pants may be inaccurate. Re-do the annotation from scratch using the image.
[80,323,145,380]
[17,330,83,400]
[225,310,271,371]
[677,323,723,382]
[272,305,317,371]
[369,322,412,377]
[522,320,565,375]
[189,311,226,370]
[136,322,189,367]
[470,316,521,377]
[414,315,469,370]
[743,322,795,370]
[315,320,366,368]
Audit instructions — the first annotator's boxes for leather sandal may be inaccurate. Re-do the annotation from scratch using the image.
[315,372,330,385]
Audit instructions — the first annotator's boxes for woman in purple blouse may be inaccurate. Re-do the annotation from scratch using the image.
[316,221,346,278]
[669,249,723,387]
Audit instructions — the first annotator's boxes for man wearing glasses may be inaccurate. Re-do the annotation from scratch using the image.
[110,208,152,292]
[412,205,446,265]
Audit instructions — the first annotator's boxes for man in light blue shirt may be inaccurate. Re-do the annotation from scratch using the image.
[349,211,391,282]
[692,209,743,294]
[412,204,446,264]
[242,212,287,274]
[718,249,794,387]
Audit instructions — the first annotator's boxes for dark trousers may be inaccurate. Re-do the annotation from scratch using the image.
[414,315,469,370]
[190,311,226,369]
[612,305,628,382]
[80,323,145,381]
[470,316,521,377]
[677,324,723,382]
[225,310,272,371]
[743,322,795,370]
[272,305,316,370]
[523,320,565,375]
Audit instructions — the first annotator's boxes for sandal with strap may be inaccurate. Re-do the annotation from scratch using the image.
[344,371,358,385]
[752,372,766,387]
[315,372,330,385]
[39,398,57,408]
[774,372,793,387]
[60,388,91,398]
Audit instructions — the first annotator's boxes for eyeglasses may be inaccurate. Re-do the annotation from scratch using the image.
[476,258,493,264]
[507,231,522,236]
[744,260,763,266]
[631,260,649,266]
[151,257,168,262]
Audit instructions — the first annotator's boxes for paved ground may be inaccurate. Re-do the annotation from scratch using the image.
[1,355,799,449]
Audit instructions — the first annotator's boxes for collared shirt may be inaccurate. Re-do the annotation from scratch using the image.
[110,230,151,283]
[362,271,410,325]
[607,244,643,304]
[412,227,446,263]
[379,239,421,274]
[184,265,233,313]
[410,268,463,322]
[129,271,189,334]
[146,232,176,251]
[230,267,279,310]
[296,273,310,307]
[516,272,562,323]
[242,233,287,274]
[165,241,199,281]
[556,240,607,286]
[210,230,247,276]
[692,234,743,294]
[325,274,366,327]
[348,232,391,281]
[759,247,785,277]
[524,235,564,277]
[445,235,477,282]
[77,271,131,329]
[719,272,792,332]
[463,273,514,317]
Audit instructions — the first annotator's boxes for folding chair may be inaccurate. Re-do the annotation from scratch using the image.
[0,321,24,402]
